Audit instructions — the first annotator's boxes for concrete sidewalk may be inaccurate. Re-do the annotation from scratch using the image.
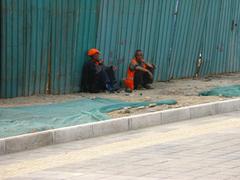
[0,111,240,180]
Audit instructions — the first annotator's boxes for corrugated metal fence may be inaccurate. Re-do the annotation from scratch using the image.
[1,0,240,98]
[1,0,100,97]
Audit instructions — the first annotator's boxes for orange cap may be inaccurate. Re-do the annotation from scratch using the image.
[87,48,100,56]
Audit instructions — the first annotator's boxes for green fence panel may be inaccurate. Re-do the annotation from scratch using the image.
[1,0,240,98]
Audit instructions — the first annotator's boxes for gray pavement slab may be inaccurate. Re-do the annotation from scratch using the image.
[0,111,240,180]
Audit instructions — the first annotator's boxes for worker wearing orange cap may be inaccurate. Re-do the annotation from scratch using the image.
[81,48,119,93]
[124,50,155,92]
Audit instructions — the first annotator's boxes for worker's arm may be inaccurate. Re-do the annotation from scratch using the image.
[135,66,148,72]
[89,62,102,75]
[135,66,153,79]
[129,62,147,72]
[145,63,154,69]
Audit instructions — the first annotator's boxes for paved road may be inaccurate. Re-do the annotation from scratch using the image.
[1,111,240,180]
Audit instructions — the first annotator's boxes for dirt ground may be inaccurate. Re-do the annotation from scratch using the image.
[1,73,240,119]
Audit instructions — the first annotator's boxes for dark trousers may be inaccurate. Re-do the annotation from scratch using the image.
[134,67,154,89]
[81,61,118,93]
[104,66,117,85]
[95,66,119,92]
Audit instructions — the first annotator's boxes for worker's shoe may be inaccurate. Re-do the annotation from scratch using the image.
[143,84,154,89]
[106,83,114,93]
[135,84,144,90]
[125,88,132,93]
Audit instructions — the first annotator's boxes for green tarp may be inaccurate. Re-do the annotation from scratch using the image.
[199,85,240,97]
[0,98,176,138]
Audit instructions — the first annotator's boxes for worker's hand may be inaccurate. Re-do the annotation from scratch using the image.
[111,66,117,71]
[99,60,104,64]
[146,63,155,69]
[146,70,153,79]
[147,63,153,69]
[152,64,156,69]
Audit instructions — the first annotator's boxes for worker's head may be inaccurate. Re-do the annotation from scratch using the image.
[134,50,143,61]
[87,48,101,61]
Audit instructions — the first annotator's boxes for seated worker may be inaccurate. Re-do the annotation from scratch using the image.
[125,50,155,92]
[81,48,119,93]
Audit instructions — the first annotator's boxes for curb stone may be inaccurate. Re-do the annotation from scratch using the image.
[0,98,240,155]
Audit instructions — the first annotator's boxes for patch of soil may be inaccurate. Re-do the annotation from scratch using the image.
[1,73,239,118]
